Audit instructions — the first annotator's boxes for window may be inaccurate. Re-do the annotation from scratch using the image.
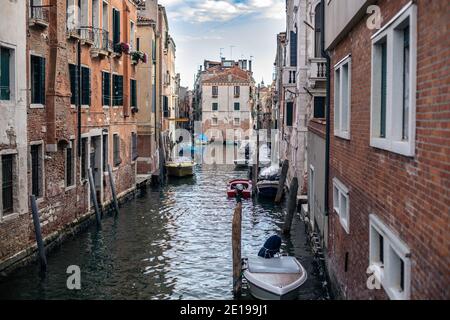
[102,134,108,172]
[31,55,46,105]
[332,178,349,233]
[370,3,417,156]
[334,56,351,139]
[286,102,294,127]
[102,1,108,32]
[112,74,123,106]
[112,8,120,51]
[80,137,88,180]
[234,102,240,111]
[65,140,75,187]
[0,46,13,101]
[313,96,325,119]
[30,144,43,197]
[102,71,111,106]
[163,95,169,117]
[130,79,137,108]
[69,64,78,105]
[314,3,323,57]
[234,86,240,97]
[212,102,218,111]
[1,154,14,215]
[136,37,140,51]
[212,86,218,98]
[212,117,218,126]
[369,214,411,300]
[131,132,137,161]
[290,30,297,67]
[130,21,135,51]
[113,134,121,166]
[80,0,88,27]
[81,66,90,106]
[234,118,240,126]
[308,166,315,217]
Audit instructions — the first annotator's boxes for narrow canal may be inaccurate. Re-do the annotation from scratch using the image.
[0,160,329,300]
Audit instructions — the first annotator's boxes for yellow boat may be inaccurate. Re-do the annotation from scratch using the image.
[165,161,195,177]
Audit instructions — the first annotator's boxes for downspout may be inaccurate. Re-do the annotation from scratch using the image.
[321,0,331,218]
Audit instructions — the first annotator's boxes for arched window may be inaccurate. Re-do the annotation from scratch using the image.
[314,2,323,57]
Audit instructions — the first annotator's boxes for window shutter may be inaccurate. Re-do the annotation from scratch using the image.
[81,67,90,106]
[286,102,294,126]
[113,9,120,46]
[290,31,297,67]
[0,48,10,100]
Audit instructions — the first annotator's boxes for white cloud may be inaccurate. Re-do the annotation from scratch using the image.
[159,0,284,23]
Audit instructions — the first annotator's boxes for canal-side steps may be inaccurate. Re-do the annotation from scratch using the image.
[0,177,152,277]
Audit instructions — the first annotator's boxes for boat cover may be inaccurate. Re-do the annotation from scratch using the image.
[258,235,281,258]
[248,256,301,274]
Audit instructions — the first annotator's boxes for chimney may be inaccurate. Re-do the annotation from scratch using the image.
[249,60,253,72]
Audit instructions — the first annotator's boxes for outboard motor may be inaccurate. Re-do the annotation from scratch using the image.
[258,235,282,259]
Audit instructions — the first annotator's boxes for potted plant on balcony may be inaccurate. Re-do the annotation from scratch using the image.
[130,51,147,65]
[114,42,130,55]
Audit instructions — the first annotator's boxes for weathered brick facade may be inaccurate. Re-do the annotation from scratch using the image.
[0,0,140,273]
[327,0,449,299]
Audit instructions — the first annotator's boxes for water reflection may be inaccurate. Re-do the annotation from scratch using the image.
[0,149,327,300]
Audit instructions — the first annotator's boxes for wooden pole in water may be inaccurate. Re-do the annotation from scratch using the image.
[30,195,47,271]
[88,168,102,227]
[283,176,299,235]
[107,164,120,216]
[275,159,289,204]
[232,201,243,298]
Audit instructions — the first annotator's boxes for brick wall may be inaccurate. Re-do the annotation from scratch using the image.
[327,0,449,299]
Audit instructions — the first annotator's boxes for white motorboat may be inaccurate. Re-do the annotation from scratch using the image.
[243,256,307,300]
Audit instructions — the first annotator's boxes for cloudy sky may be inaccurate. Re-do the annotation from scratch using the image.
[158,0,286,88]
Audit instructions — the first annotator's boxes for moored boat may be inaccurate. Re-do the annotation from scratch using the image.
[227,179,252,199]
[256,180,279,199]
[243,235,307,300]
[165,159,195,177]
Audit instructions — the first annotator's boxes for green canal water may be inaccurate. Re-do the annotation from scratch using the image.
[0,161,329,300]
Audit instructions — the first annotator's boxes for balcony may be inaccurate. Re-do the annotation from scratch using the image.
[308,58,327,89]
[79,27,94,46]
[282,67,297,88]
[91,28,113,58]
[29,5,49,28]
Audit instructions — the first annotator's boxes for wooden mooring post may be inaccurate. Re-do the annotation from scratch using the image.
[88,168,102,227]
[107,164,120,216]
[30,195,47,271]
[275,159,289,204]
[232,200,243,298]
[283,177,299,235]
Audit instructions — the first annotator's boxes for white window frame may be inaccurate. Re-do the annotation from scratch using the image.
[212,117,218,126]
[370,2,417,157]
[0,43,16,106]
[369,214,411,300]
[334,55,351,140]
[0,150,18,219]
[234,117,240,126]
[332,177,349,233]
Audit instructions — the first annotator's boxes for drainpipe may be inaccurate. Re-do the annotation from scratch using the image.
[321,0,331,218]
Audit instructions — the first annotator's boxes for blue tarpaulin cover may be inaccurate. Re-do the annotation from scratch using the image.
[258,235,282,259]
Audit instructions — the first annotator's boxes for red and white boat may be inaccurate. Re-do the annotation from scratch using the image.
[227,179,253,199]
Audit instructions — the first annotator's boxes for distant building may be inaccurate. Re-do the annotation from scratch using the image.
[196,59,255,143]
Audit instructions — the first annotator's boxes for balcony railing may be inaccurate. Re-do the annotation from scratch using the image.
[283,67,297,87]
[29,5,49,27]
[91,28,113,52]
[308,58,327,88]
[79,27,95,44]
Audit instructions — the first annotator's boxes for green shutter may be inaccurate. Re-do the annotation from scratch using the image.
[0,48,10,100]
[102,72,111,106]
[69,64,78,105]
[81,67,90,106]
[113,9,120,46]
[380,42,387,138]
[286,102,293,126]
[40,57,45,104]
